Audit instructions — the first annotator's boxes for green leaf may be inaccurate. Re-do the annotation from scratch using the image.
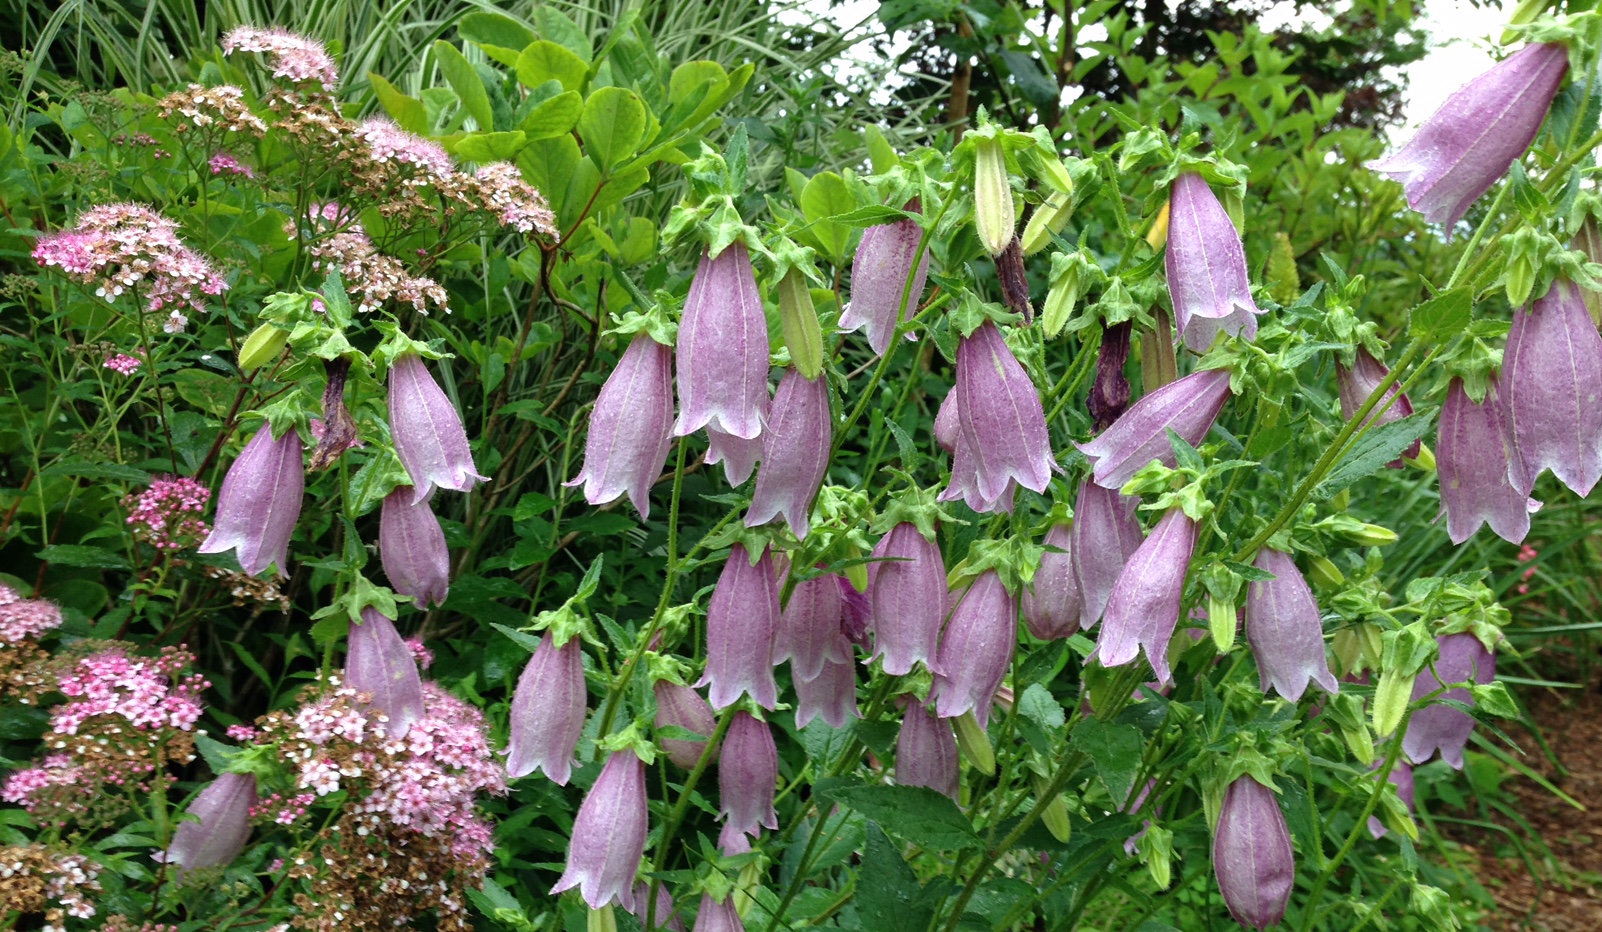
[825,205,910,228]
[368,72,429,135]
[36,544,129,570]
[453,131,528,162]
[533,7,592,62]
[170,368,237,418]
[434,40,495,131]
[1018,683,1066,731]
[1408,287,1473,342]
[516,40,588,93]
[579,86,647,172]
[193,732,239,773]
[568,512,637,536]
[1072,718,1143,807]
[823,784,978,850]
[492,623,545,654]
[517,90,582,139]
[38,461,148,483]
[1312,413,1434,501]
[856,823,935,932]
[458,12,536,65]
[800,171,854,262]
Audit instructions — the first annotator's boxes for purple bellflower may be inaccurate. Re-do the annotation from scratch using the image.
[794,658,860,729]
[1077,368,1232,491]
[507,631,587,784]
[693,894,746,932]
[1367,762,1416,839]
[345,608,425,739]
[1437,377,1536,544]
[1371,42,1569,231]
[1246,549,1339,701]
[931,570,1016,728]
[552,749,649,910]
[717,711,779,849]
[654,681,719,769]
[706,428,765,487]
[1071,479,1144,631]
[165,772,257,876]
[198,424,304,577]
[1094,509,1196,687]
[934,388,959,454]
[1403,633,1496,769]
[747,368,832,538]
[388,353,485,502]
[895,700,960,799]
[566,333,674,517]
[1336,348,1419,467]
[776,566,853,681]
[1166,172,1263,352]
[838,577,872,649]
[698,544,782,710]
[1023,522,1082,640]
[630,882,686,932]
[842,210,930,355]
[1213,775,1295,930]
[867,522,948,675]
[674,244,771,449]
[1502,279,1602,496]
[378,488,450,608]
[944,321,1054,504]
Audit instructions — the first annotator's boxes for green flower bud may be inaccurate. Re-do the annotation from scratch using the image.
[1139,823,1174,890]
[1022,190,1073,256]
[777,267,825,379]
[1406,442,1437,472]
[1332,621,1385,678]
[1306,555,1345,589]
[953,710,995,776]
[238,322,289,372]
[1033,778,1072,843]
[1327,693,1376,765]
[1041,250,1100,337]
[1145,199,1171,251]
[973,138,1015,258]
[587,905,617,932]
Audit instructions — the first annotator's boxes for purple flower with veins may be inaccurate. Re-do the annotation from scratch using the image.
[1094,509,1196,687]
[1165,172,1263,352]
[674,244,771,450]
[1370,42,1568,232]
[941,321,1053,507]
[198,425,303,577]
[654,681,719,769]
[1245,548,1338,701]
[1436,377,1537,545]
[717,712,778,848]
[867,523,948,675]
[776,566,853,681]
[379,489,450,608]
[552,749,648,910]
[1077,368,1231,491]
[693,893,746,932]
[706,428,764,486]
[934,388,959,453]
[344,608,425,739]
[1023,523,1081,641]
[746,368,832,538]
[1502,280,1602,497]
[931,570,1016,728]
[895,701,959,799]
[566,333,674,517]
[389,353,486,502]
[794,658,860,729]
[1213,775,1294,930]
[1337,348,1418,467]
[697,544,782,710]
[1403,633,1496,769]
[841,209,930,355]
[165,772,257,877]
[1071,479,1144,631]
[506,631,587,784]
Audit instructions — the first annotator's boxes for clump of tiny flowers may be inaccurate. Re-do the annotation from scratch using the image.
[156,84,268,136]
[32,203,227,333]
[0,845,102,930]
[354,118,455,187]
[305,226,448,315]
[103,352,142,375]
[0,583,63,645]
[209,152,256,177]
[1515,544,1539,595]
[0,585,61,704]
[122,476,211,551]
[251,791,315,826]
[222,26,339,87]
[404,637,434,670]
[472,162,559,237]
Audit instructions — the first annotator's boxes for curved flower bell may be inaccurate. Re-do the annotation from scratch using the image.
[706,428,765,487]
[507,631,587,784]
[717,712,779,848]
[1094,509,1196,687]
[1367,762,1416,840]
[566,333,675,517]
[345,608,425,739]
[1336,348,1419,467]
[794,658,859,729]
[1078,368,1231,491]
[165,772,257,877]
[1245,549,1339,702]
[654,681,719,769]
[1022,523,1081,640]
[1213,775,1295,930]
[1370,42,1569,232]
[934,389,960,453]
[895,700,960,799]
[775,566,852,682]
[693,893,746,932]
[379,489,450,608]
[198,424,304,577]
[1403,633,1496,769]
[697,544,782,710]
[1437,377,1536,544]
[1502,280,1602,497]
[1071,479,1145,630]
[1165,172,1263,352]
[388,353,486,502]
[674,243,771,449]
[944,321,1054,505]
[842,208,930,355]
[931,570,1016,728]
[552,749,649,910]
[867,522,948,676]
[746,368,831,539]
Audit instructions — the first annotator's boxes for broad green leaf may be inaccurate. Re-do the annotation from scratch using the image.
[1072,718,1143,807]
[36,544,129,570]
[517,90,582,139]
[516,40,588,93]
[458,12,536,65]
[857,823,935,932]
[800,171,854,262]
[433,40,495,131]
[579,86,647,172]
[519,134,583,218]
[453,131,528,162]
[1408,287,1473,341]
[824,784,978,850]
[368,72,429,135]
[864,124,899,173]
[1313,413,1435,501]
[38,461,147,483]
[534,6,592,62]
[170,368,237,418]
[1019,683,1066,731]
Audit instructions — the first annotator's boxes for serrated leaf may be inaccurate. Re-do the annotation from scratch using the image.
[1313,413,1434,501]
[492,623,545,654]
[1019,683,1066,731]
[1072,718,1143,808]
[825,205,910,227]
[1408,287,1473,341]
[856,822,934,932]
[822,784,978,850]
[36,544,129,569]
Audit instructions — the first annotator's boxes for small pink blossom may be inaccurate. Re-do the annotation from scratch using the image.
[222,26,339,86]
[123,476,211,551]
[208,152,255,177]
[404,637,435,669]
[103,352,142,375]
[0,586,63,644]
[1516,544,1538,595]
[474,162,559,237]
[354,118,455,186]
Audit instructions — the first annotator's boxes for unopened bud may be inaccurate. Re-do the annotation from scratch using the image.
[1033,778,1072,842]
[1145,200,1171,251]
[1208,594,1238,653]
[973,138,1015,258]
[953,710,995,776]
[1139,823,1174,890]
[1405,443,1437,472]
[1372,667,1411,737]
[1306,555,1345,589]
[587,905,618,932]
[1328,693,1375,765]
[239,322,289,372]
[777,267,825,379]
[1332,621,1384,678]
[1022,190,1073,256]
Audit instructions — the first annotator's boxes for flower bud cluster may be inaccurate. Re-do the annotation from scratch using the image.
[122,476,211,552]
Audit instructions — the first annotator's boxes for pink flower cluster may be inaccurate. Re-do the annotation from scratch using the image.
[222,26,339,86]
[0,846,103,925]
[209,152,255,177]
[354,118,455,187]
[33,203,227,334]
[0,584,62,645]
[103,352,143,375]
[123,476,211,552]
[307,228,449,315]
[1516,544,1539,595]
[404,636,435,669]
[52,647,208,734]
[250,791,315,825]
[474,162,559,237]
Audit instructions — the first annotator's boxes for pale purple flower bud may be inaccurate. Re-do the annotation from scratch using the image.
[746,368,831,538]
[931,570,1016,728]
[1094,509,1196,687]
[1022,523,1081,641]
[654,681,719,769]
[1071,479,1144,630]
[794,658,860,729]
[1370,43,1569,231]
[841,213,930,355]
[867,523,948,676]
[566,334,674,517]
[345,608,425,739]
[1166,173,1263,352]
[934,388,959,453]
[1077,368,1232,491]
[1367,762,1415,839]
[552,749,649,910]
[777,567,853,681]
[198,425,303,577]
[1246,549,1338,702]
[165,772,256,875]
[706,427,764,486]
[1437,377,1536,545]
[718,711,778,845]
[630,882,686,932]
[1213,775,1294,930]
[946,321,1053,502]
[1503,280,1602,496]
[389,353,486,502]
[1404,633,1496,769]
[507,631,587,784]
[895,701,959,799]
[1336,348,1419,467]
[693,894,745,932]
[674,244,771,443]
[379,489,450,608]
[697,544,781,710]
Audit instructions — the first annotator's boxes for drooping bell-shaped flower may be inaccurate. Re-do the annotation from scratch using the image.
[674,244,771,445]
[1403,633,1496,769]
[1336,348,1419,468]
[507,631,587,784]
[388,353,486,502]
[198,424,304,577]
[776,566,853,681]
[1213,775,1294,930]
[552,749,649,910]
[837,577,872,649]
[345,607,425,739]
[1165,172,1263,352]
[867,522,948,676]
[1071,479,1144,630]
[895,701,960,800]
[654,681,719,769]
[697,544,782,710]
[794,658,860,729]
[942,422,1018,514]
[718,711,778,847]
[379,488,450,608]
[931,570,1016,728]
[945,321,1053,503]
[693,894,746,932]
[1094,509,1196,687]
[706,428,764,487]
[1022,523,1081,640]
[1367,762,1416,839]
[1245,549,1339,702]
[629,882,686,932]
[1370,42,1569,231]
[842,212,930,355]
[1503,280,1602,497]
[934,388,959,453]
[165,772,257,876]
[1437,377,1535,544]
[746,368,831,539]
[1078,368,1232,491]
[566,334,674,517]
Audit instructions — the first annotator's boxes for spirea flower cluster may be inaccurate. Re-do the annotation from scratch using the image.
[0,583,63,645]
[123,476,211,551]
[221,26,339,87]
[0,844,102,930]
[102,352,142,375]
[157,84,268,136]
[354,118,456,187]
[305,228,449,316]
[208,152,255,177]
[473,162,559,237]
